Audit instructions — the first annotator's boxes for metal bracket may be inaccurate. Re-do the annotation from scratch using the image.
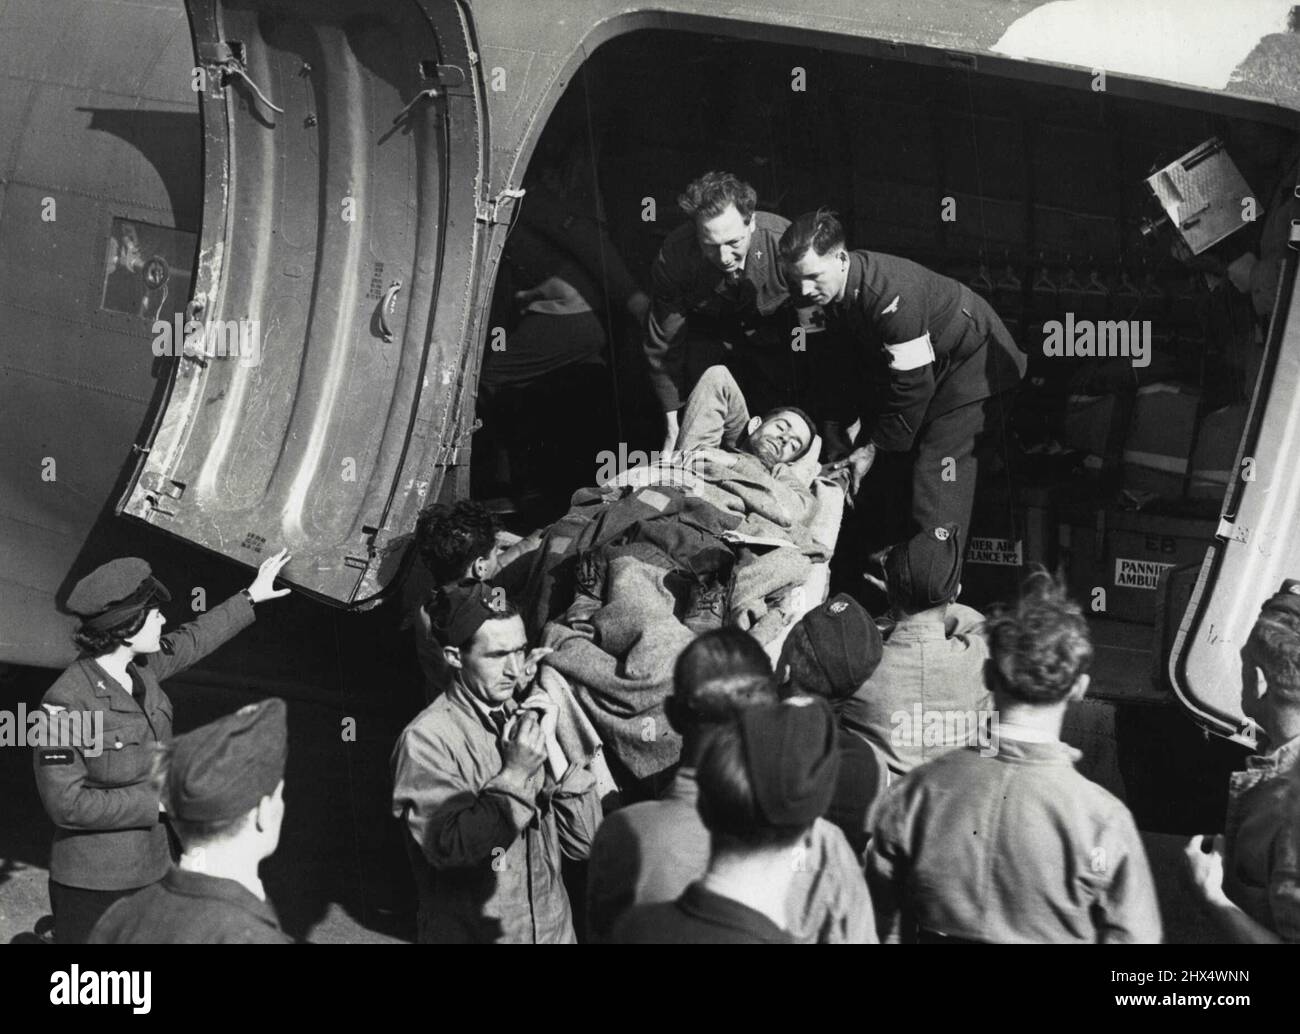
[422,62,467,87]
[476,188,526,226]
[433,418,482,466]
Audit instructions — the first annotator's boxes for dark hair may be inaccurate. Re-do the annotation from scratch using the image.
[671,628,776,729]
[73,607,150,657]
[697,716,809,851]
[755,405,817,462]
[415,501,499,585]
[677,171,757,222]
[1246,606,1300,704]
[778,208,847,265]
[985,569,1092,704]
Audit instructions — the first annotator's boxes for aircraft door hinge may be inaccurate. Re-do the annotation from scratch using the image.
[476,188,525,226]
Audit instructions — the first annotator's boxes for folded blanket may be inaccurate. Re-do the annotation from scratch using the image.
[542,555,692,780]
[534,664,620,801]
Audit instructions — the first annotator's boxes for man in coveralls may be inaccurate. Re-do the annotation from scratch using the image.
[779,209,1027,556]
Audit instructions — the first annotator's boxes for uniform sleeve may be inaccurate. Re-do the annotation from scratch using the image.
[675,365,751,453]
[584,813,640,943]
[391,724,539,870]
[33,688,160,832]
[1095,809,1164,944]
[863,293,938,453]
[147,592,256,683]
[799,821,878,944]
[864,785,909,943]
[548,761,602,862]
[644,244,691,412]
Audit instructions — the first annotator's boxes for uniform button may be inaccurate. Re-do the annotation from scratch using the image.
[114,741,124,750]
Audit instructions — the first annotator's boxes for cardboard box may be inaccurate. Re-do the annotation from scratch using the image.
[1057,507,1217,624]
[1063,393,1128,466]
[1122,382,1200,499]
[1188,403,1249,500]
[960,489,1054,610]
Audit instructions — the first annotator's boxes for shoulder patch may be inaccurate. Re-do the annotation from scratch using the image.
[39,749,76,766]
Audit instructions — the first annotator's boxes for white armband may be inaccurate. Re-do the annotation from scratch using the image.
[885,333,935,371]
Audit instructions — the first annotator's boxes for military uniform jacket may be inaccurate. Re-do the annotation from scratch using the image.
[644,210,793,412]
[824,250,1026,452]
[88,866,293,944]
[391,681,602,943]
[33,593,255,891]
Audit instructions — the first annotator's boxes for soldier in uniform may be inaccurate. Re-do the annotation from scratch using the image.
[33,549,291,943]
[88,698,294,944]
[778,209,1027,555]
[644,171,801,455]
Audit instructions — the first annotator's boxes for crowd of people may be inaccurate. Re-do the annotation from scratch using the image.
[27,167,1300,945]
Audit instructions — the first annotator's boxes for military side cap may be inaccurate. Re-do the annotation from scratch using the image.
[778,593,883,701]
[738,696,840,830]
[67,557,172,632]
[167,698,288,824]
[885,523,962,613]
[428,579,508,649]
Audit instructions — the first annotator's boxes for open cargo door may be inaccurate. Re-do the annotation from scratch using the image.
[1170,196,1300,746]
[119,0,489,605]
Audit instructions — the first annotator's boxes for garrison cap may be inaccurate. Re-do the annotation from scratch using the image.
[885,523,962,613]
[167,698,288,824]
[738,697,840,830]
[67,557,172,632]
[778,593,883,701]
[428,579,510,649]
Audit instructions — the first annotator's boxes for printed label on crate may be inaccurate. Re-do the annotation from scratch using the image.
[966,537,1023,566]
[1114,557,1175,590]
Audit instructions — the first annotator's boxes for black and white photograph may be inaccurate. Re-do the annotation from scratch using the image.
[1,0,1298,1007]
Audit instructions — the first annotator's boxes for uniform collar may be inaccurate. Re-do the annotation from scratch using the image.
[677,881,792,943]
[448,679,517,737]
[82,658,146,714]
[988,735,1082,764]
[1245,732,1300,777]
[830,250,867,314]
[707,213,780,295]
[163,867,283,931]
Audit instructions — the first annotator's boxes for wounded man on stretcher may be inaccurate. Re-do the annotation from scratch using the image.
[509,365,839,792]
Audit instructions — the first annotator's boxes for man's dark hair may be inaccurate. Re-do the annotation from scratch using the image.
[697,715,808,851]
[415,501,499,585]
[778,208,847,265]
[678,171,758,222]
[670,628,776,729]
[754,405,817,463]
[985,569,1092,704]
[1245,606,1300,705]
[73,608,150,656]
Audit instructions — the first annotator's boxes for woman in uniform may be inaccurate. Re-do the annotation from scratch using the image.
[33,549,291,943]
